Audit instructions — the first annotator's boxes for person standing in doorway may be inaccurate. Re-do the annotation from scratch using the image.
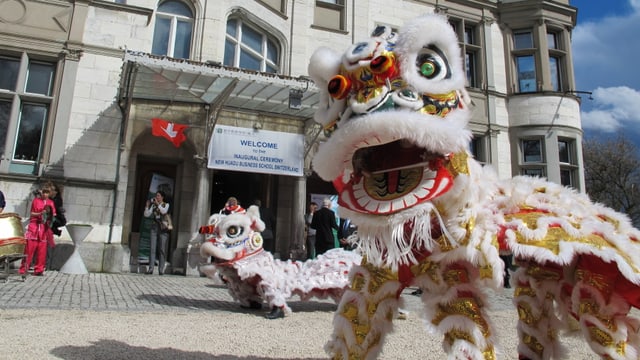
[144,191,170,275]
[304,202,318,259]
[19,184,56,276]
[253,199,276,254]
[310,198,339,256]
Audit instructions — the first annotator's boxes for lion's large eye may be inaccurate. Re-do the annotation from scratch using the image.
[328,75,351,99]
[226,225,243,238]
[415,46,450,81]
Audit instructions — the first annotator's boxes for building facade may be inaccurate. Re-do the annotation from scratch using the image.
[0,0,583,274]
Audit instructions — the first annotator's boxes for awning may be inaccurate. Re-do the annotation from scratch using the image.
[121,51,320,119]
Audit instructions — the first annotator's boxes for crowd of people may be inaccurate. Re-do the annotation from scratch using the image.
[3,184,353,276]
[305,197,357,259]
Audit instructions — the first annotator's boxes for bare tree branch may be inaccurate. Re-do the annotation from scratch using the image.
[583,133,640,226]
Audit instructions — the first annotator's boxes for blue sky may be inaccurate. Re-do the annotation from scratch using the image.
[571,0,640,140]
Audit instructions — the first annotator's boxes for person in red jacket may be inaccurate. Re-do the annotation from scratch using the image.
[19,183,56,276]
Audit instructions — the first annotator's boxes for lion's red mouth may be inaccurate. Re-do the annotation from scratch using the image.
[352,140,446,178]
[338,140,454,215]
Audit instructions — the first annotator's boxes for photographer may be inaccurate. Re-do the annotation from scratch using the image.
[143,191,170,275]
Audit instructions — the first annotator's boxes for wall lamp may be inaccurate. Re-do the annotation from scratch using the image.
[565,90,593,100]
[289,89,304,110]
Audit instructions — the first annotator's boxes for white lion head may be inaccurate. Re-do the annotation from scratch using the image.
[199,205,266,262]
[309,13,472,219]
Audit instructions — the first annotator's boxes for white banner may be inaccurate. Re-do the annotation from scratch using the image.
[208,125,304,176]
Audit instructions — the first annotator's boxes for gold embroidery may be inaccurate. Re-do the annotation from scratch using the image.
[522,333,544,358]
[444,329,474,346]
[575,269,613,295]
[482,346,497,360]
[577,299,616,332]
[524,265,562,282]
[410,259,441,285]
[479,264,494,280]
[443,268,469,286]
[507,211,640,273]
[516,301,538,326]
[514,285,537,298]
[433,297,491,338]
[435,234,453,252]
[446,152,469,177]
[587,324,614,348]
[361,261,397,294]
[341,301,370,346]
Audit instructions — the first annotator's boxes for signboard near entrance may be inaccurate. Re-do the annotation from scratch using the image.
[208,125,304,176]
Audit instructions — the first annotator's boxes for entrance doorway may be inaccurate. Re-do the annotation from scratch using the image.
[132,158,178,265]
[210,170,277,214]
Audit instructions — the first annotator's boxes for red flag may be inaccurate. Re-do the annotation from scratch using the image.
[151,118,188,148]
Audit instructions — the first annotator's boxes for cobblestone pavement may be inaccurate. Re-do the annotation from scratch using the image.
[0,271,248,312]
[0,271,596,359]
[0,271,513,313]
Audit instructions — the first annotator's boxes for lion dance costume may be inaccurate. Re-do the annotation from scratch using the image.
[308,13,640,360]
[197,205,361,319]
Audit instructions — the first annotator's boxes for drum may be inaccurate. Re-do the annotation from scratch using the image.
[0,213,26,258]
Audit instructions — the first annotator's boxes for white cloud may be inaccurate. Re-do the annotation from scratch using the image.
[581,109,620,132]
[572,1,640,138]
[572,1,640,91]
[581,86,640,132]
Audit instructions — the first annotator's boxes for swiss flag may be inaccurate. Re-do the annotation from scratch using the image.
[151,118,188,148]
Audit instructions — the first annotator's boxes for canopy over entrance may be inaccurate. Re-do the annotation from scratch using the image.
[121,51,320,119]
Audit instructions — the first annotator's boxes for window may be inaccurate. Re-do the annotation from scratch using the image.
[547,32,558,49]
[558,138,577,187]
[522,138,543,163]
[470,135,487,164]
[151,0,193,59]
[549,56,561,92]
[516,55,536,93]
[224,18,280,73]
[314,0,345,31]
[259,0,285,13]
[558,139,571,164]
[0,54,56,174]
[511,27,569,93]
[451,20,482,88]
[547,31,565,92]
[520,138,544,178]
[513,30,537,93]
[514,31,533,49]
[523,168,545,178]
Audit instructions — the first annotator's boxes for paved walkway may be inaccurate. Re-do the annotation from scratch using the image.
[0,271,508,313]
[0,271,253,312]
[0,271,600,359]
